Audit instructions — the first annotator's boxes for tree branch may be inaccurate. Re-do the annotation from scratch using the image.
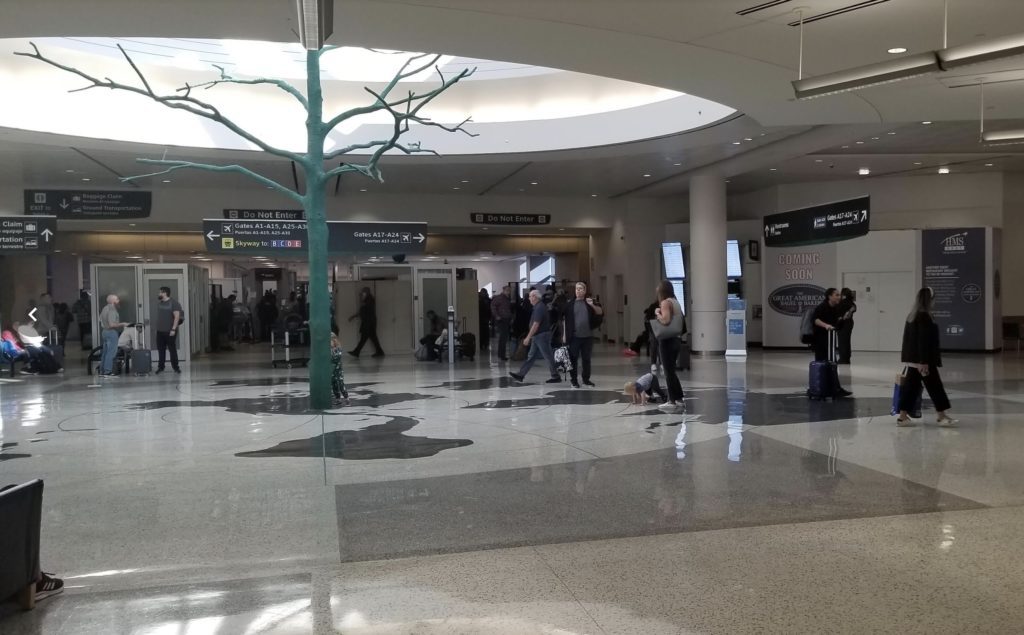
[183,65,310,110]
[126,159,303,203]
[16,42,304,163]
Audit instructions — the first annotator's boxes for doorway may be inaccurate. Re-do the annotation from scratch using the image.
[414,267,454,343]
[142,271,189,362]
[842,271,914,352]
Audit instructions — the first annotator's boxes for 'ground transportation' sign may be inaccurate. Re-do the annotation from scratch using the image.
[0,215,57,253]
[25,190,151,219]
[202,219,428,255]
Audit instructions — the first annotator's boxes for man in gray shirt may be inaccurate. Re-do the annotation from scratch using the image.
[563,281,603,388]
[155,286,183,374]
[98,294,128,376]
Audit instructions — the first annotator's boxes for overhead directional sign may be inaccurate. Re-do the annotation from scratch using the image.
[25,189,152,219]
[763,196,870,248]
[202,219,428,255]
[470,212,550,226]
[0,215,57,253]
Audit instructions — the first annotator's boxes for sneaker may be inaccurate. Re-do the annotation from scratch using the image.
[155,368,164,375]
[937,416,959,427]
[658,402,683,413]
[348,352,360,359]
[35,572,64,602]
[509,372,524,382]
[896,416,915,427]
[623,348,638,357]
[546,377,562,384]
[583,380,596,387]
[571,380,580,388]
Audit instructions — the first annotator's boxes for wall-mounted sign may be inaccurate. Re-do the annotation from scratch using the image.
[0,215,57,253]
[202,219,428,255]
[25,190,151,219]
[922,228,986,350]
[254,267,283,281]
[763,196,869,247]
[470,213,550,226]
[224,209,305,221]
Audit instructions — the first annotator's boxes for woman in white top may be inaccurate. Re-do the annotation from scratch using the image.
[653,280,685,413]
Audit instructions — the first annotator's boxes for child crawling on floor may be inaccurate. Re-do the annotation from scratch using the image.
[330,332,350,406]
[624,372,667,406]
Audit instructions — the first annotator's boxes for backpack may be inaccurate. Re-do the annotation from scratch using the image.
[800,308,815,345]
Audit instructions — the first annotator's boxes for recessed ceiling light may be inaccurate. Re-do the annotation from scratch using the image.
[558,228,565,231]
[921,121,933,125]
[359,188,367,192]
[914,161,923,165]
[54,249,61,253]
[856,141,865,145]
[814,159,824,163]
[452,187,460,190]
[871,137,880,140]
[65,169,74,173]
[732,141,742,145]
[888,47,908,54]
[985,163,995,167]
[938,167,950,174]
[841,145,850,149]
[482,227,489,231]
[590,194,598,197]
[129,223,136,227]
[162,179,171,183]
[769,168,778,172]
[643,173,652,177]
[461,180,469,183]
[887,132,897,135]
[81,177,91,182]
[858,168,871,176]
[530,181,538,185]
[743,137,753,141]
[673,162,682,166]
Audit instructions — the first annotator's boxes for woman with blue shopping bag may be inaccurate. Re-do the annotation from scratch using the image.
[894,287,958,428]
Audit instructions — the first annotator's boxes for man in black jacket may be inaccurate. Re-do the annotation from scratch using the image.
[564,281,604,388]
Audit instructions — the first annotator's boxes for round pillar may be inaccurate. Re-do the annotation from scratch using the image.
[689,174,727,354]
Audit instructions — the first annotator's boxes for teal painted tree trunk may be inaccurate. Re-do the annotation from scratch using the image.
[19,42,476,411]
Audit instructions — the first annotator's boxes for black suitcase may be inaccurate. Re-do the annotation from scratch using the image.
[132,324,152,375]
[808,331,840,400]
[676,339,691,371]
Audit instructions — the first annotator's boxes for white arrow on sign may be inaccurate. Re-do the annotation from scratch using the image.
[206,230,220,241]
[414,233,425,244]
[28,307,37,322]
[41,228,53,242]
[59,199,69,210]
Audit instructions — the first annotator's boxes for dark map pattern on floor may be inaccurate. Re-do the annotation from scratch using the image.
[420,377,519,391]
[464,389,630,409]
[126,392,443,416]
[236,414,473,460]
[0,442,29,461]
[210,378,380,390]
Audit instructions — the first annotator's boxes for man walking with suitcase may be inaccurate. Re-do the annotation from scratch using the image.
[155,287,183,374]
[811,288,852,398]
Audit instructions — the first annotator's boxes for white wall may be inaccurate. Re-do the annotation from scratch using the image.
[468,259,523,293]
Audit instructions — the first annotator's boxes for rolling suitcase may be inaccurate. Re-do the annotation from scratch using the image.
[47,328,64,370]
[131,324,153,376]
[808,330,840,401]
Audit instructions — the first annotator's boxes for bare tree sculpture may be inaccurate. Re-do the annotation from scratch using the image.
[18,43,475,409]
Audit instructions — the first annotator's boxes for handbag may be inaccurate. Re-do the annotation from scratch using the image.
[890,366,923,417]
[650,299,683,340]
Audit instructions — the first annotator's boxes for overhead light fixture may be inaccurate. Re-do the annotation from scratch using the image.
[461,180,469,183]
[985,163,995,166]
[732,141,742,145]
[888,47,908,54]
[673,162,682,166]
[982,129,1024,145]
[814,159,824,163]
[81,177,91,182]
[530,181,538,185]
[871,137,880,140]
[769,168,778,171]
[938,167,950,174]
[295,0,334,50]
[858,168,871,175]
[162,179,172,183]
[855,141,865,144]
[643,173,652,177]
[65,169,74,173]
[744,137,753,141]
[590,194,598,197]
[913,161,923,165]
[921,121,933,125]
[937,32,1024,70]
[792,52,940,99]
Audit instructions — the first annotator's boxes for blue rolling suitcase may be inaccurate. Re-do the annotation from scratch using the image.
[808,330,840,401]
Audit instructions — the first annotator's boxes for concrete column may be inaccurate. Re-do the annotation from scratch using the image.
[689,174,727,354]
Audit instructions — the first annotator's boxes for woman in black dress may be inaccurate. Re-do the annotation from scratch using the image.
[896,287,957,427]
[348,287,384,358]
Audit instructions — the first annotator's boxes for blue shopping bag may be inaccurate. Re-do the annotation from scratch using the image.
[891,368,923,418]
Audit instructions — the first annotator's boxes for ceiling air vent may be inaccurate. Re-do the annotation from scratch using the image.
[787,0,891,26]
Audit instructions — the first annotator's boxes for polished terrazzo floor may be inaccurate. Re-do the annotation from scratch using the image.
[2,343,1024,633]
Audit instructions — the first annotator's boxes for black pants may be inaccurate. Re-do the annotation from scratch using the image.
[78,322,92,349]
[898,365,951,413]
[156,330,180,370]
[837,321,853,363]
[480,322,489,351]
[658,337,683,402]
[496,319,510,359]
[352,330,383,356]
[645,375,668,402]
[568,336,594,383]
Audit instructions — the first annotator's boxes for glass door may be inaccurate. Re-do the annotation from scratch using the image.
[414,268,453,343]
[142,272,189,362]
[91,264,141,348]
